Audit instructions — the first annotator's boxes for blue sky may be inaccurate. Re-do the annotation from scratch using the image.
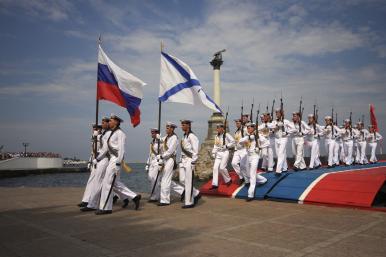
[0,0,385,161]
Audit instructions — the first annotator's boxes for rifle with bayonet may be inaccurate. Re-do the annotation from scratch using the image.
[271,99,275,122]
[250,98,254,122]
[241,100,244,137]
[280,92,285,132]
[223,107,229,145]
[298,97,303,133]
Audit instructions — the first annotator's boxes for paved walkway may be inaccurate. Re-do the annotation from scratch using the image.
[0,187,385,257]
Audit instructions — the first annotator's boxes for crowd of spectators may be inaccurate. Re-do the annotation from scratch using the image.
[0,152,61,160]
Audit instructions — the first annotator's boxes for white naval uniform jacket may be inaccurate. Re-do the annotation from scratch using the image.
[305,123,323,141]
[160,134,178,160]
[271,119,292,139]
[367,132,383,143]
[234,127,248,151]
[322,125,339,140]
[212,133,235,155]
[97,129,125,164]
[239,134,260,156]
[181,132,199,163]
[146,139,160,165]
[287,121,310,138]
[355,129,369,142]
[338,128,354,142]
[258,123,273,148]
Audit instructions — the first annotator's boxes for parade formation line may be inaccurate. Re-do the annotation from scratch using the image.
[200,162,386,211]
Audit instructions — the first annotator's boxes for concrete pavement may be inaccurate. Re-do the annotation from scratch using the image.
[0,187,385,257]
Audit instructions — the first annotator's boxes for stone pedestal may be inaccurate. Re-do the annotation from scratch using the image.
[195,113,224,180]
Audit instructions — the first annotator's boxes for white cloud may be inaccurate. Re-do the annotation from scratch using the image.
[0,0,75,21]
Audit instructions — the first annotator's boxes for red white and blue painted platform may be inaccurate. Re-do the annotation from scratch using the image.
[200,161,386,211]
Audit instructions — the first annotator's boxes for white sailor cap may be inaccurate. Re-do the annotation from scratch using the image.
[292,112,300,116]
[234,118,242,122]
[344,119,350,123]
[356,121,363,125]
[324,116,332,120]
[308,114,314,118]
[150,128,159,132]
[102,116,110,122]
[110,114,123,122]
[180,119,192,124]
[166,121,177,128]
[368,124,374,128]
[246,122,256,127]
[216,124,225,128]
[275,108,281,112]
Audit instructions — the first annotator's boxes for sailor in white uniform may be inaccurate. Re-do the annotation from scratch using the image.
[287,112,309,171]
[322,116,337,168]
[367,125,383,163]
[231,118,248,184]
[337,119,355,166]
[210,124,235,189]
[239,122,267,201]
[305,114,323,169]
[271,109,291,175]
[354,122,369,165]
[157,122,185,206]
[259,113,275,172]
[94,115,141,215]
[145,128,161,202]
[179,120,201,208]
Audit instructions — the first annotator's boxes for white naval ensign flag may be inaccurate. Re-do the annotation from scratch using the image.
[159,51,222,113]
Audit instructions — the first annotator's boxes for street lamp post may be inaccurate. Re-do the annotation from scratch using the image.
[22,142,29,157]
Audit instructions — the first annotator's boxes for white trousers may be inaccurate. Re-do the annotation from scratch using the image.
[148,160,161,201]
[356,141,368,164]
[292,137,306,170]
[231,149,248,179]
[261,143,274,171]
[212,151,231,186]
[99,157,137,211]
[332,141,341,165]
[343,140,354,165]
[81,165,97,203]
[179,157,200,206]
[275,137,288,173]
[246,153,267,198]
[305,139,321,169]
[325,139,336,166]
[86,158,108,209]
[159,158,184,204]
[369,142,378,162]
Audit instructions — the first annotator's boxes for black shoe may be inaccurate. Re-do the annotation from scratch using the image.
[238,178,245,185]
[314,165,321,169]
[147,199,158,203]
[225,180,232,187]
[80,207,96,212]
[246,197,253,202]
[132,195,141,210]
[209,185,218,190]
[113,195,119,204]
[245,183,250,187]
[182,204,195,209]
[274,172,282,177]
[194,193,202,205]
[95,210,112,215]
[293,167,299,171]
[180,191,185,202]
[77,202,88,208]
[327,165,334,169]
[157,202,170,206]
[122,199,129,208]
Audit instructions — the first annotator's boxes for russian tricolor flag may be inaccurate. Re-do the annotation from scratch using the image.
[97,46,146,127]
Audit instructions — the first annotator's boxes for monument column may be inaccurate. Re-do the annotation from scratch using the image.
[195,50,226,180]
